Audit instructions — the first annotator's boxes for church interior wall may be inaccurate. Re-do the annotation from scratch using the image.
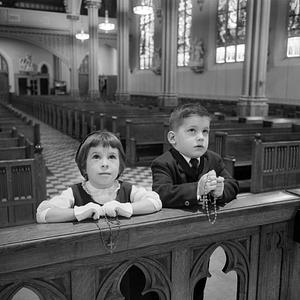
[0,37,54,93]
[0,1,300,106]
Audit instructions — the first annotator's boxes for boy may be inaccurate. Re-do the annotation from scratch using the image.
[151,103,239,209]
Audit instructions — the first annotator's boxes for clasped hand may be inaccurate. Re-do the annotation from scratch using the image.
[197,170,224,198]
[74,201,133,221]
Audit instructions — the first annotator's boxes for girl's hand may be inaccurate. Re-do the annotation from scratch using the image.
[103,201,133,218]
[74,203,105,221]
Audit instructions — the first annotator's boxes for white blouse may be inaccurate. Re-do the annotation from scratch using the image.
[36,181,162,223]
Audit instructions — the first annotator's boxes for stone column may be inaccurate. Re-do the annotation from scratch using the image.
[115,0,130,103]
[53,55,61,81]
[159,0,178,107]
[237,0,271,116]
[86,0,101,101]
[67,14,80,98]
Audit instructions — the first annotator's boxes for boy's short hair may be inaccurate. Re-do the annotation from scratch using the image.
[75,130,126,179]
[169,103,211,131]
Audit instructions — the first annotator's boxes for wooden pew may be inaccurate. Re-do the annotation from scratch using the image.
[0,122,40,148]
[251,136,300,193]
[0,127,18,138]
[112,113,169,148]
[126,119,169,165]
[0,191,299,299]
[0,138,34,160]
[213,131,300,163]
[0,135,25,147]
[216,131,300,193]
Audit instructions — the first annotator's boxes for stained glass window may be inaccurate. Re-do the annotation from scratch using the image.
[139,2,155,70]
[216,0,247,63]
[177,0,192,67]
[287,0,300,57]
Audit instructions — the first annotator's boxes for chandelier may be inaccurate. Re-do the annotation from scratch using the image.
[133,0,153,15]
[99,9,115,32]
[75,29,89,42]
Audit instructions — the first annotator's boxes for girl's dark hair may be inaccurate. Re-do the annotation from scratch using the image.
[169,103,211,131]
[75,130,126,179]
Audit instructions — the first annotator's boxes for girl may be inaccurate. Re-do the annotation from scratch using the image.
[36,130,162,223]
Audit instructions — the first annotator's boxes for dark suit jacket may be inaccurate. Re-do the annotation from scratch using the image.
[151,148,239,208]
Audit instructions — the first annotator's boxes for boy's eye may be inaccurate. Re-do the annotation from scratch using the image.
[188,128,196,133]
[92,154,100,159]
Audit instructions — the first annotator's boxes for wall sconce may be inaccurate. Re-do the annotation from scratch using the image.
[75,29,89,42]
[99,9,115,32]
[133,0,153,15]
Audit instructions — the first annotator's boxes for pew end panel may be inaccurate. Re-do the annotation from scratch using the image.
[0,159,38,227]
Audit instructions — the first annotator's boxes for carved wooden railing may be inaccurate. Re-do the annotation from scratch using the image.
[0,190,300,300]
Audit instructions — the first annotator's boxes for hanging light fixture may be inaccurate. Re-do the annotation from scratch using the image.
[99,9,115,32]
[75,29,89,42]
[133,0,153,15]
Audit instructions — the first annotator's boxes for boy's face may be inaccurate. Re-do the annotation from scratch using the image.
[85,145,120,189]
[168,115,210,158]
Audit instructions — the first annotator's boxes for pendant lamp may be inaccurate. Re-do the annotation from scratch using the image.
[99,9,115,32]
[133,0,153,15]
[75,29,89,42]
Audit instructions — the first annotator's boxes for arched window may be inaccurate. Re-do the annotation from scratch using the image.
[177,0,192,67]
[287,0,300,57]
[41,64,48,74]
[216,0,247,63]
[139,1,155,70]
[0,54,8,73]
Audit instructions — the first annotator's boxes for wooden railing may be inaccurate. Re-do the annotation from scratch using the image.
[0,190,300,299]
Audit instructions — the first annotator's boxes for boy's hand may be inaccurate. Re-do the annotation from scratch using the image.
[103,201,133,218]
[197,170,218,196]
[212,176,224,198]
[74,203,105,221]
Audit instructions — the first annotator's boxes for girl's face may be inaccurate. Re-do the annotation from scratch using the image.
[85,145,120,189]
[168,115,210,158]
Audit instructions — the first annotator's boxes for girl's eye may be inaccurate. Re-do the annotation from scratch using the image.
[188,128,196,133]
[109,154,117,159]
[203,129,209,134]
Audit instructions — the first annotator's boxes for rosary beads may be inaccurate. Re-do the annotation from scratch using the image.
[95,215,121,253]
[201,174,218,224]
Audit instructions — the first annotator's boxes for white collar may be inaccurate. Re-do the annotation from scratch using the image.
[179,152,200,166]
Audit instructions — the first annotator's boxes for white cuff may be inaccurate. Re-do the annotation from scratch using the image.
[36,208,51,223]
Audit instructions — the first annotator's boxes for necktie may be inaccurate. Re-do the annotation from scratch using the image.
[190,158,199,174]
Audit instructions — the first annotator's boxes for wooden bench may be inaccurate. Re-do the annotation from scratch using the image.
[0,135,25,147]
[251,137,300,193]
[209,124,299,152]
[0,138,34,160]
[0,122,41,148]
[213,131,300,164]
[126,119,169,165]
[215,131,300,192]
[112,114,169,148]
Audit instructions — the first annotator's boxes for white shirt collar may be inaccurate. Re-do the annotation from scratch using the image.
[179,152,200,166]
